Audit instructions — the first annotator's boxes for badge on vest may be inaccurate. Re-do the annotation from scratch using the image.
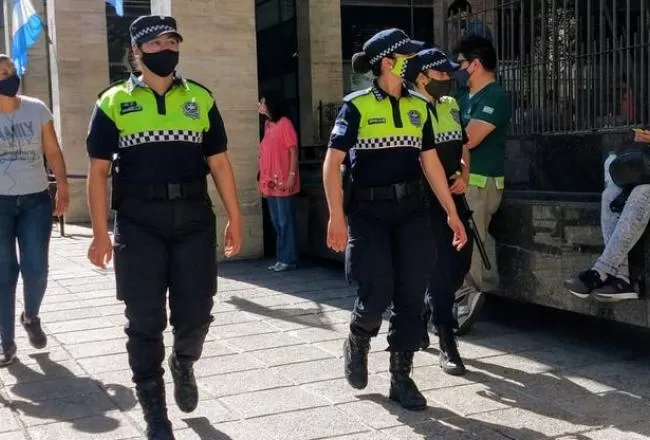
[408,110,422,127]
[368,117,386,125]
[120,101,143,115]
[183,101,200,120]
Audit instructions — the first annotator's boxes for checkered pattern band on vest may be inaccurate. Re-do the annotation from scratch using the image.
[132,24,176,42]
[354,135,422,150]
[119,130,203,149]
[369,38,409,65]
[434,131,463,144]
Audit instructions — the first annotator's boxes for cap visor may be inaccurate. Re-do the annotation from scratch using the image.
[395,40,426,55]
[439,60,460,72]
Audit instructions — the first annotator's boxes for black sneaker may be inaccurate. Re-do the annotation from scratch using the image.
[593,277,639,302]
[21,313,47,349]
[0,341,17,367]
[564,270,606,299]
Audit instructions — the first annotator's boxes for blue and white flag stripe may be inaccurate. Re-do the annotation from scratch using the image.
[106,0,124,16]
[11,0,44,77]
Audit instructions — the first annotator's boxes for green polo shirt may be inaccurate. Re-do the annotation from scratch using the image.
[456,82,510,183]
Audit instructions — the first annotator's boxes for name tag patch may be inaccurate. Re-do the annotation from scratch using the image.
[408,110,422,127]
[482,106,494,115]
[367,117,386,125]
[120,101,143,115]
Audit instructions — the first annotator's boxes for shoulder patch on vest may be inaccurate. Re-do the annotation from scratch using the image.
[97,80,127,99]
[185,79,213,95]
[343,88,372,102]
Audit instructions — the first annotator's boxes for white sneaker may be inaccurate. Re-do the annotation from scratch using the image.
[267,262,280,271]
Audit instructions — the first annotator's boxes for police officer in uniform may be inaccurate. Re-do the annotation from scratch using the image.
[323,28,468,411]
[86,16,242,440]
[405,48,472,376]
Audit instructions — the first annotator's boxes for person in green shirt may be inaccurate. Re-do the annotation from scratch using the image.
[452,35,511,333]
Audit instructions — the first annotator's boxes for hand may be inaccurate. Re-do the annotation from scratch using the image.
[447,214,468,251]
[54,182,69,217]
[286,174,296,191]
[634,129,650,144]
[88,233,112,269]
[327,214,348,253]
[449,173,468,195]
[224,218,242,258]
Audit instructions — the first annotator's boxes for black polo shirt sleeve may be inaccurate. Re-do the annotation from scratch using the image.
[86,100,119,161]
[327,102,360,152]
[203,101,228,157]
[421,107,435,152]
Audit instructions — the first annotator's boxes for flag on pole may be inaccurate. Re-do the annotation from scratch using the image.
[11,0,44,77]
[106,0,124,17]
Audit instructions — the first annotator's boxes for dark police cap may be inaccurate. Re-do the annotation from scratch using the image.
[415,48,460,73]
[130,15,183,45]
[362,28,425,66]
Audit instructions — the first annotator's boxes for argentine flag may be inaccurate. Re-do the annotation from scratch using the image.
[106,0,124,16]
[11,0,44,77]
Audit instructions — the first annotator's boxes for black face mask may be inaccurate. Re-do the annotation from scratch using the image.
[425,79,454,99]
[0,74,20,97]
[141,50,179,77]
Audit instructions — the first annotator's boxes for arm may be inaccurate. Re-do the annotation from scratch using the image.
[86,100,119,268]
[284,119,299,188]
[464,87,510,149]
[203,101,242,257]
[41,121,69,215]
[323,102,360,252]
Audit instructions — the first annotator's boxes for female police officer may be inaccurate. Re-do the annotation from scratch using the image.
[323,28,467,411]
[86,15,242,440]
[406,48,473,376]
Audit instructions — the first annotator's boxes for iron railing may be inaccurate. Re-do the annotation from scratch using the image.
[443,0,649,136]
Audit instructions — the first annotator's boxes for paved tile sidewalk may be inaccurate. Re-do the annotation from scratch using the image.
[1,224,650,439]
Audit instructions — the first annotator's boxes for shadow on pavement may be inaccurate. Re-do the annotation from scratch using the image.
[1,352,136,434]
[183,417,234,440]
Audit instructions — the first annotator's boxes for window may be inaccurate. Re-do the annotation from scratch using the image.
[106,0,151,83]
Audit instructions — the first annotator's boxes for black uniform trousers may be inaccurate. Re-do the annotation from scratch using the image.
[345,194,434,352]
[113,195,217,385]
[424,193,473,328]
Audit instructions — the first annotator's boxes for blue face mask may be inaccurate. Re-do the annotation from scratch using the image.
[453,70,469,88]
[0,74,20,97]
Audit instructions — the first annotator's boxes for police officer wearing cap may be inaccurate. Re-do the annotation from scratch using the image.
[86,15,242,440]
[323,28,468,411]
[405,48,473,376]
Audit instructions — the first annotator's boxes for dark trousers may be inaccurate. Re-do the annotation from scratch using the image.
[345,195,434,352]
[113,196,217,385]
[424,194,473,328]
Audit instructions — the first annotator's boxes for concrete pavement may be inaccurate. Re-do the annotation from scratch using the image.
[1,224,650,439]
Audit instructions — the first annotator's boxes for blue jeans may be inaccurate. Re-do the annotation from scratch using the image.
[0,190,52,346]
[267,196,298,265]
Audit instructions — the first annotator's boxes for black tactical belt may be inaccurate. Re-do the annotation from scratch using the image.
[120,180,207,201]
[353,180,421,201]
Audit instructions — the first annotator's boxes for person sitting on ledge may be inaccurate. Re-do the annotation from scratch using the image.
[564,129,650,302]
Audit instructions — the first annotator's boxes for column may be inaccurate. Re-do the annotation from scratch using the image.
[46,0,110,222]
[151,0,263,260]
[296,0,343,146]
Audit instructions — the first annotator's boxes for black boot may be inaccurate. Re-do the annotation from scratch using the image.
[136,379,175,440]
[168,353,198,413]
[343,333,370,389]
[438,325,466,376]
[388,352,427,411]
[420,309,431,350]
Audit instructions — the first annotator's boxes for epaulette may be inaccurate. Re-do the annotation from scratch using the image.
[407,89,429,102]
[343,88,372,102]
[97,80,127,99]
[185,79,213,95]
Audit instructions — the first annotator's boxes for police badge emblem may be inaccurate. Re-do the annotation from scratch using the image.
[183,101,200,120]
[408,110,422,127]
